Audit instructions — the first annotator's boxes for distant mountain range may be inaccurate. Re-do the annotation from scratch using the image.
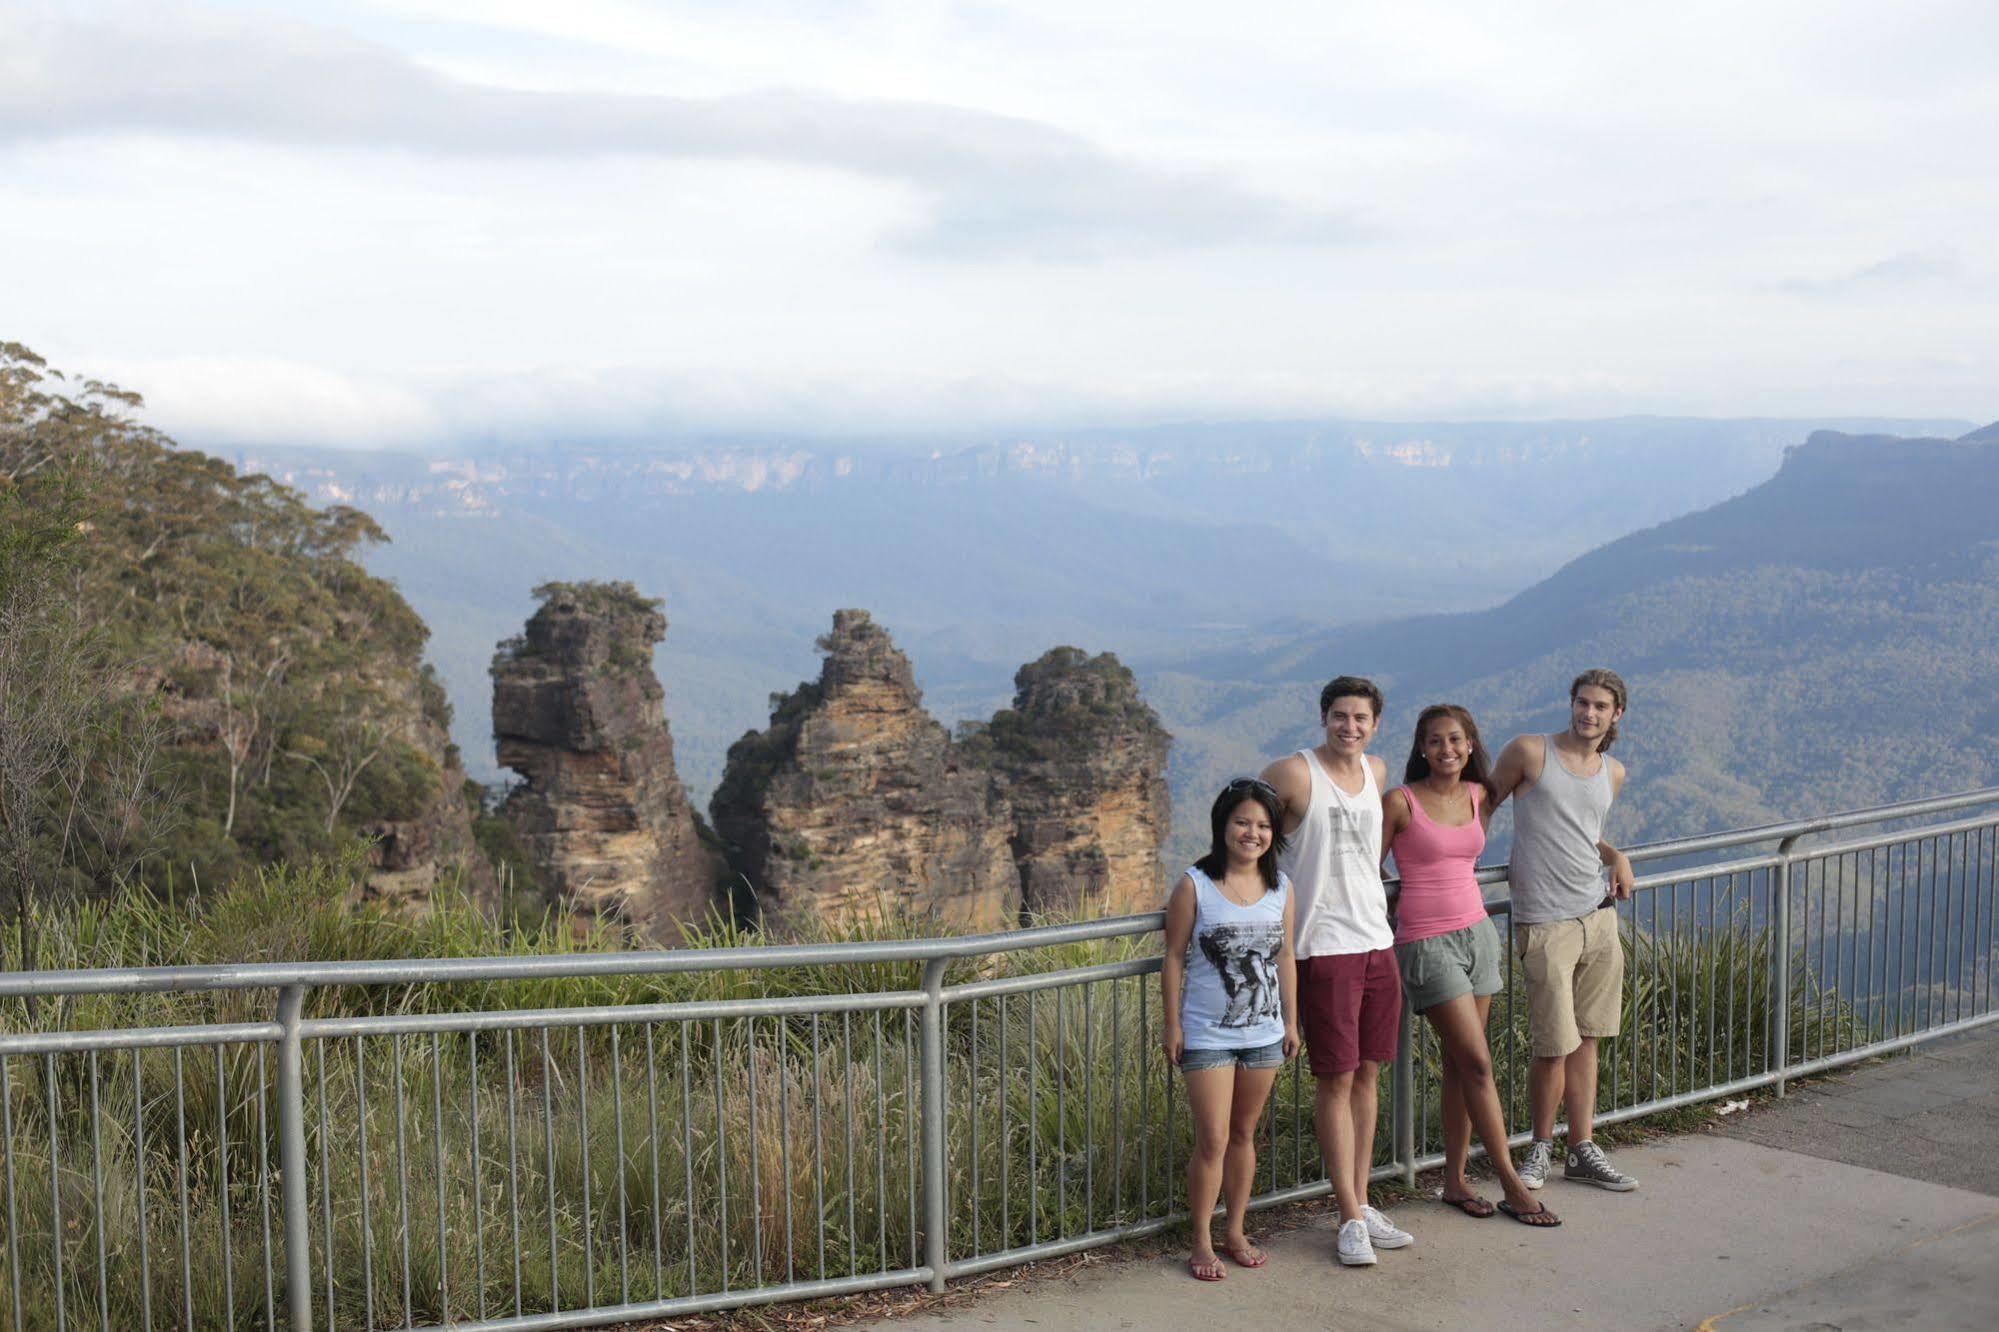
[230,414,1968,829]
[1156,421,1999,860]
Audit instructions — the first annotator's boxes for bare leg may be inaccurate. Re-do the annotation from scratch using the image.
[1425,995,1554,1219]
[1222,1064,1280,1258]
[1530,1053,1565,1142]
[1564,1038,1599,1143]
[1183,1067,1234,1274]
[1315,1070,1363,1222]
[1349,1059,1380,1209]
[1439,1044,1473,1197]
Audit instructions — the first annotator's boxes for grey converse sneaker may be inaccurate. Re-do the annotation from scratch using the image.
[1564,1139,1638,1191]
[1519,1138,1554,1190]
[1335,1217,1377,1266]
[1362,1205,1414,1249]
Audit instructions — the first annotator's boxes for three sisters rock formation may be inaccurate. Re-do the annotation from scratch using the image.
[492,588,1171,938]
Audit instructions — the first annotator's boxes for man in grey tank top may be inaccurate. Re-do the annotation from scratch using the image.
[1490,669,1641,1193]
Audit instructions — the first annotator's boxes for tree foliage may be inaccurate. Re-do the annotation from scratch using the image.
[0,341,462,907]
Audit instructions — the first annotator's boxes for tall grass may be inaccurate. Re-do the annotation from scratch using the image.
[0,860,1946,1330]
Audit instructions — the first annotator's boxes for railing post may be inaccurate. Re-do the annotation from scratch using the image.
[1392,999,1415,1187]
[920,958,949,1292]
[1772,836,1799,1097]
[277,984,313,1329]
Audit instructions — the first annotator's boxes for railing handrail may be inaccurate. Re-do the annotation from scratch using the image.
[4,784,1996,1001]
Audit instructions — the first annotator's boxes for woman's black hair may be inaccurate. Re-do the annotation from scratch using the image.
[1403,703,1497,806]
[1193,779,1288,890]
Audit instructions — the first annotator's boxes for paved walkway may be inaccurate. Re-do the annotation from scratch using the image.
[867,1024,1999,1331]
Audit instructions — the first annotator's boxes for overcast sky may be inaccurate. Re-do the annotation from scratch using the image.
[3,0,1994,446]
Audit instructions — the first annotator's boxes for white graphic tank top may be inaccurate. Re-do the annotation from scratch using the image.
[1278,749,1395,957]
[1177,866,1289,1050]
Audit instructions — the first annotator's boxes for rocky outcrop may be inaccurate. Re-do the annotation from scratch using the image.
[971,648,1171,917]
[709,610,1019,932]
[359,665,496,908]
[493,582,722,936]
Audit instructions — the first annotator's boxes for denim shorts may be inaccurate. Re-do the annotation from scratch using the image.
[1180,1040,1286,1072]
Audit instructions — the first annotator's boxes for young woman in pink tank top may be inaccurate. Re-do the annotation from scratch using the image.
[1382,705,1559,1228]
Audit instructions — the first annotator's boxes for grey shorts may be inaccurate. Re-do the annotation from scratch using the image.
[1180,1040,1286,1073]
[1395,916,1502,1013]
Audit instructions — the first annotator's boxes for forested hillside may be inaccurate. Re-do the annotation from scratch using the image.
[1158,424,1999,854]
[236,415,1964,801]
[0,343,488,930]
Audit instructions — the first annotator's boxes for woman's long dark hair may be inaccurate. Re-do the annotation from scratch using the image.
[1404,703,1496,807]
[1193,779,1288,890]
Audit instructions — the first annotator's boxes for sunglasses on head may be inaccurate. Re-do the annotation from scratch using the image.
[1223,778,1279,801]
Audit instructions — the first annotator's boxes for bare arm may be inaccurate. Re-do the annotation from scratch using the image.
[1259,752,1312,836]
[1487,734,1541,810]
[1379,786,1411,871]
[1277,887,1300,1058]
[1599,757,1633,896]
[1160,875,1197,1066]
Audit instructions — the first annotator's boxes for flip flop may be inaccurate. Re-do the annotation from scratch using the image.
[1439,1193,1495,1218]
[1222,1240,1267,1268]
[1188,1254,1227,1282]
[1497,1199,1561,1227]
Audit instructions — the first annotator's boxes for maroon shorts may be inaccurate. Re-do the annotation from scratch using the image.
[1297,948,1402,1076]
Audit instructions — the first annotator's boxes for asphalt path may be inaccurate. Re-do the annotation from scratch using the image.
[865,1024,1999,1330]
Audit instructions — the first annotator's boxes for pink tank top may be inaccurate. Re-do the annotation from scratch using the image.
[1390,784,1491,945]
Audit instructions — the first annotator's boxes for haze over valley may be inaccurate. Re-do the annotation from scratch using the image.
[236,415,1991,864]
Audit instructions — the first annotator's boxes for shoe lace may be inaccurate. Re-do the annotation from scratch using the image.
[1527,1141,1551,1171]
[1576,1141,1619,1177]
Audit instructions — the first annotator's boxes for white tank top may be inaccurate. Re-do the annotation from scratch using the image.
[1278,749,1395,957]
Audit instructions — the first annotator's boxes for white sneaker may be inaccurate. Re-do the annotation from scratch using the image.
[1362,1205,1414,1249]
[1519,1138,1554,1190]
[1336,1217,1377,1266]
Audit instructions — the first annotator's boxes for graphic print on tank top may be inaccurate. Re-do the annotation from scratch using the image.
[1195,921,1284,1028]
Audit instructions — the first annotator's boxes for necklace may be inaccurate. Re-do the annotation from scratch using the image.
[1217,871,1266,906]
[1418,779,1473,825]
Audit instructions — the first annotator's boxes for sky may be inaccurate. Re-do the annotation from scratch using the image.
[3,0,1995,447]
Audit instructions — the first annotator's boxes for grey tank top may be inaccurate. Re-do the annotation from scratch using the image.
[1508,735,1614,925]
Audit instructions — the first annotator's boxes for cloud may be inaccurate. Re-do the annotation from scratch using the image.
[0,1,1349,259]
[92,350,1644,450]
[90,354,447,449]
[1776,249,1963,297]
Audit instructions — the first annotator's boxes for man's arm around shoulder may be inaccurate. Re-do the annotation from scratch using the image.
[1488,734,1543,809]
[1259,751,1312,834]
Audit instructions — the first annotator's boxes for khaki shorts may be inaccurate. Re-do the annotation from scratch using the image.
[1515,907,1624,1057]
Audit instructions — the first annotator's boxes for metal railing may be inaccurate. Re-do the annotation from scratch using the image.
[1,786,1996,1329]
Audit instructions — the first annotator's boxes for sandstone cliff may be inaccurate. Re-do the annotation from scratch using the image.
[709,610,1018,932]
[357,665,495,908]
[968,647,1171,917]
[493,582,722,935]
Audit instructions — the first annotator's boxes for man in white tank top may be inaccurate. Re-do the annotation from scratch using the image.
[1260,676,1411,1268]
[1490,668,1640,1194]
